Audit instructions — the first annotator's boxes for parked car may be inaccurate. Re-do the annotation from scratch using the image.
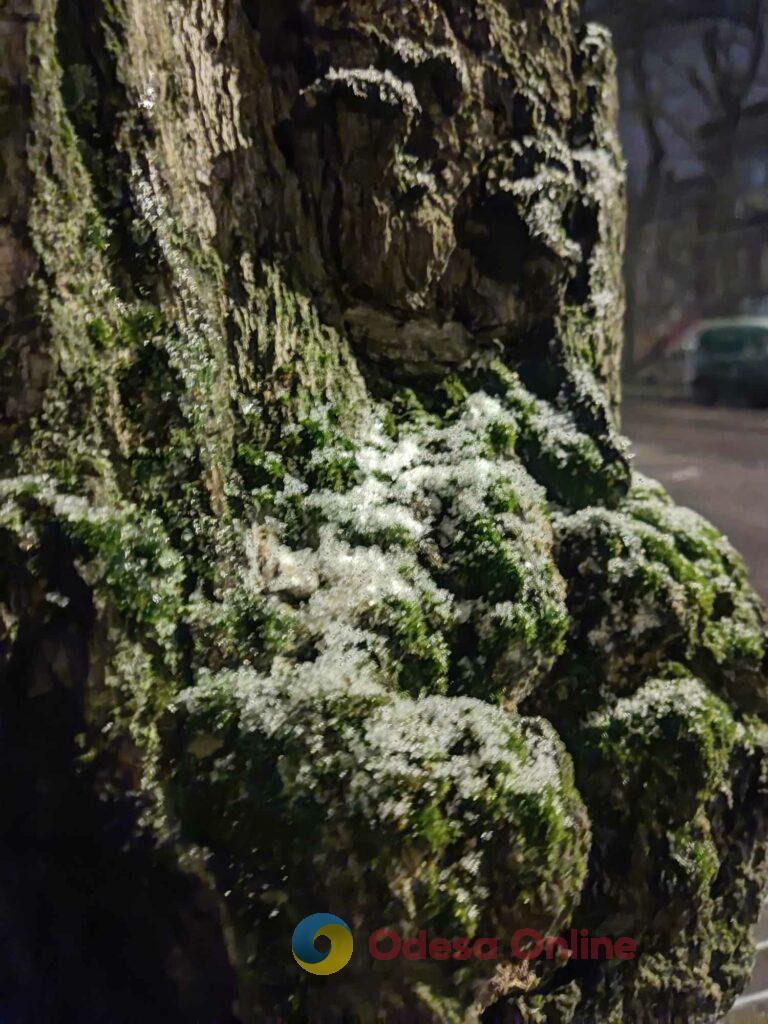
[646,317,768,406]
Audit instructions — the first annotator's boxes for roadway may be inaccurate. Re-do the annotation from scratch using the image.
[622,397,768,601]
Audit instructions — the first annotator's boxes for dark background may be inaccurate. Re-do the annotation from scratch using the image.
[585,0,768,373]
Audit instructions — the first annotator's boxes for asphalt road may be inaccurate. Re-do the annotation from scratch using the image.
[622,397,768,601]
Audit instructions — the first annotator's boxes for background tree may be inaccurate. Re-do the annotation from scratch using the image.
[1,2,767,1023]
[585,0,768,369]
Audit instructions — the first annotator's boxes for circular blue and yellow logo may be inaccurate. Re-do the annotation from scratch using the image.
[292,913,354,975]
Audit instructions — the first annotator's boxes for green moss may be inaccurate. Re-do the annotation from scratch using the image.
[235,443,286,491]
[188,590,299,673]
[162,671,589,1015]
[668,818,720,899]
[481,360,630,509]
[85,317,113,348]
[1,479,185,658]
[575,675,737,823]
[547,474,767,709]
[555,684,768,1024]
[454,516,526,600]
[437,373,470,410]
[704,617,766,666]
[366,596,451,696]
[486,418,518,457]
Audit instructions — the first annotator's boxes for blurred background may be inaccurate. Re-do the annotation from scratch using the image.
[583,3,768,1018]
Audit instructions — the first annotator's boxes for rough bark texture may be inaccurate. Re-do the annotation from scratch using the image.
[1,2,767,1023]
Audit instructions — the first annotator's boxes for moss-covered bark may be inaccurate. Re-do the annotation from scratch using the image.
[1,2,767,1022]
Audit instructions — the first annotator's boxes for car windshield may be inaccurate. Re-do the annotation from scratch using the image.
[699,326,768,355]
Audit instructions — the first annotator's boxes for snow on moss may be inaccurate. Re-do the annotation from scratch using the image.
[558,672,767,1024]
[482,360,630,509]
[243,391,570,704]
[549,473,767,710]
[166,666,589,951]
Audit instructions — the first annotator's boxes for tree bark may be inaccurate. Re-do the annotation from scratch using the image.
[1,2,767,1023]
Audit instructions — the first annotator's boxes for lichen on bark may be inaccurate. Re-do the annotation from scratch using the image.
[1,1,767,1023]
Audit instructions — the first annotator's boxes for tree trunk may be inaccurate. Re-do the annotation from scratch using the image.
[1,2,767,1023]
